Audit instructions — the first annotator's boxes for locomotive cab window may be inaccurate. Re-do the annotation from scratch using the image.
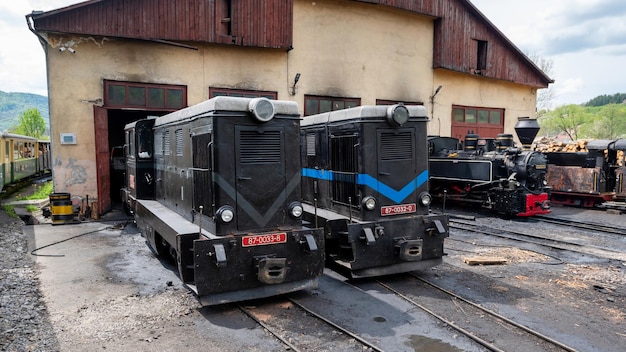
[137,125,153,159]
[128,130,136,157]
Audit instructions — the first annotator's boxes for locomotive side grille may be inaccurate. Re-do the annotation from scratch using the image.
[239,130,281,164]
[175,129,183,156]
[306,133,316,156]
[330,135,358,206]
[154,131,163,156]
[380,131,414,160]
[163,130,170,156]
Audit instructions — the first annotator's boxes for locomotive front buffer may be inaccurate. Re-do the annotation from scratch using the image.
[326,213,449,279]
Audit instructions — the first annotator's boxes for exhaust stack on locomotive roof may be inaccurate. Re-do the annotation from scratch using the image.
[514,117,541,150]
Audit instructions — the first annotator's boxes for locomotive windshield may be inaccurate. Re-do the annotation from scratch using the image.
[137,124,153,159]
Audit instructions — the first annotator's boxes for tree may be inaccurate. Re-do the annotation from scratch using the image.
[13,108,47,139]
[585,93,626,107]
[526,52,555,116]
[540,104,585,141]
[580,104,626,139]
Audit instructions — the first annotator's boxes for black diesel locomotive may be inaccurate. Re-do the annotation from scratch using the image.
[300,104,449,278]
[121,96,325,306]
[428,118,551,217]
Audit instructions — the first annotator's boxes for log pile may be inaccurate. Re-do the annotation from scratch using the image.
[533,137,625,166]
[533,137,589,152]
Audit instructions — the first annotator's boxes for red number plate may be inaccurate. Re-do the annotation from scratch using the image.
[242,233,287,247]
[380,203,416,216]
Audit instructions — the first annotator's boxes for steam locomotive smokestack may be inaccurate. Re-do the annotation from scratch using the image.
[514,117,540,150]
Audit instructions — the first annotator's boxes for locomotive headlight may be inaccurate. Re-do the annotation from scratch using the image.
[289,202,303,218]
[248,97,275,123]
[419,192,432,207]
[216,206,235,223]
[362,196,377,210]
[386,104,410,126]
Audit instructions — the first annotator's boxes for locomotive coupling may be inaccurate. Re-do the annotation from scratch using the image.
[256,257,287,284]
[395,239,424,261]
[539,200,551,210]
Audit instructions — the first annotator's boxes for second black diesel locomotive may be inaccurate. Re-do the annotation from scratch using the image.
[122,96,325,306]
[428,117,551,216]
[300,104,449,278]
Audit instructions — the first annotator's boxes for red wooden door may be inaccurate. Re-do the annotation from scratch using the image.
[94,106,111,215]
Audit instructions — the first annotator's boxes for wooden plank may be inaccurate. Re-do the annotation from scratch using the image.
[463,256,507,266]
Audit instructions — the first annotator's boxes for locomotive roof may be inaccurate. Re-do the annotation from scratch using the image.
[300,104,428,126]
[155,96,300,128]
[585,138,626,151]
[124,116,157,130]
[614,139,626,150]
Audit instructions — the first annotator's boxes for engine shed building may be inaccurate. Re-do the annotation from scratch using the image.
[27,0,552,215]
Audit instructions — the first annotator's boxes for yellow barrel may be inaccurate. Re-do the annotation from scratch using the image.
[50,193,74,224]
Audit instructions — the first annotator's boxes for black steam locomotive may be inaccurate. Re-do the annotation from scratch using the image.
[121,96,325,306]
[300,104,449,278]
[428,118,551,216]
[545,138,626,206]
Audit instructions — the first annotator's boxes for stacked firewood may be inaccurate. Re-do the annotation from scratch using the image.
[533,137,588,152]
[533,137,625,166]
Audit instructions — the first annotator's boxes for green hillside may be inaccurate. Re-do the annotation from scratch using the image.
[0,91,49,133]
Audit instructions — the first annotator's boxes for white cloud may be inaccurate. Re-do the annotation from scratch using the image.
[471,0,626,106]
[2,0,625,106]
[0,1,77,95]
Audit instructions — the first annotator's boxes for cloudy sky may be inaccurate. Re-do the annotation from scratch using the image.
[1,0,625,107]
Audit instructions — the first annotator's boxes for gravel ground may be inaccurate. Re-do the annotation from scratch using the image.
[0,211,59,352]
[2,203,626,352]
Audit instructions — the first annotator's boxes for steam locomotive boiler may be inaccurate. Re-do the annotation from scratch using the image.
[300,104,449,278]
[121,96,325,306]
[428,118,551,216]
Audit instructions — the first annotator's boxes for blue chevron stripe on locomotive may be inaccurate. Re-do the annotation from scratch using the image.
[301,168,429,203]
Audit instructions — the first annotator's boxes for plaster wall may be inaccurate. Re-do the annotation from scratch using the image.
[433,69,538,142]
[45,34,288,199]
[291,0,435,110]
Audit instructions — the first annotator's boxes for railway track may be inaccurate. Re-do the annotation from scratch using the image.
[449,219,626,262]
[533,214,626,235]
[238,297,382,352]
[374,274,580,352]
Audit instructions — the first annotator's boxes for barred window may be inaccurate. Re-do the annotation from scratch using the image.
[105,80,186,110]
[304,95,360,116]
[209,87,277,99]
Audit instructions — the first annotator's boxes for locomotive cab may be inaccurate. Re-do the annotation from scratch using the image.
[120,118,156,214]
